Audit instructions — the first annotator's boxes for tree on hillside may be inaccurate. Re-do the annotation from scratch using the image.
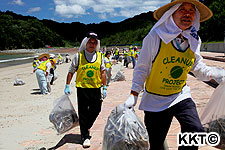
[199,0,225,42]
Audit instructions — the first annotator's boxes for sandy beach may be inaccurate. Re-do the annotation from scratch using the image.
[0,51,224,150]
[0,52,123,150]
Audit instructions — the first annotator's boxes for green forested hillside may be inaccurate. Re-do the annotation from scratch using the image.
[0,11,64,50]
[0,0,224,50]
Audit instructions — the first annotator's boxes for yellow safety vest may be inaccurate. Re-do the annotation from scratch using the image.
[145,40,195,96]
[38,60,50,72]
[105,57,112,68]
[124,52,128,57]
[33,60,39,68]
[115,50,119,56]
[76,51,102,88]
[132,51,137,58]
[128,50,132,56]
[49,58,56,69]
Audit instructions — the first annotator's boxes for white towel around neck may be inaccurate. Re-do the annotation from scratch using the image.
[151,3,201,55]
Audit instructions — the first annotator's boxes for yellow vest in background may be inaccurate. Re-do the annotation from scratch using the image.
[38,60,50,72]
[105,57,112,68]
[49,58,56,69]
[76,51,102,88]
[145,41,195,96]
[128,50,132,56]
[124,52,128,57]
[132,51,137,58]
[115,50,119,55]
[33,60,39,68]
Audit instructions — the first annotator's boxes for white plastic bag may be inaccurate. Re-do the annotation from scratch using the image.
[13,77,25,86]
[113,71,126,82]
[47,74,53,82]
[127,56,132,63]
[49,95,79,134]
[102,105,149,150]
[200,81,225,149]
[53,71,58,81]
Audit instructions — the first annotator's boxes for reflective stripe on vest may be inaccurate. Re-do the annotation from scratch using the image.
[76,51,102,88]
[145,40,195,96]
[38,60,50,72]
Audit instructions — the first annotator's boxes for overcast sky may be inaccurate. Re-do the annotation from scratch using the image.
[1,0,170,24]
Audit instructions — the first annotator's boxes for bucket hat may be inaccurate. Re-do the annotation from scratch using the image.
[153,0,213,22]
[38,53,50,60]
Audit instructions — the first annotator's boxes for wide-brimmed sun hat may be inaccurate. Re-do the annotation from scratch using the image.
[153,0,213,22]
[38,53,50,60]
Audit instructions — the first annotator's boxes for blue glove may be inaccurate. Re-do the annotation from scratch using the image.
[103,86,107,99]
[64,84,71,95]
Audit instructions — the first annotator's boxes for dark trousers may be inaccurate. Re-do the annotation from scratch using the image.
[131,56,136,68]
[77,88,102,141]
[50,68,54,85]
[124,57,128,67]
[144,98,204,150]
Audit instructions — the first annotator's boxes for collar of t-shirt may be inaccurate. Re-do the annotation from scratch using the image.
[84,49,97,62]
[172,37,189,51]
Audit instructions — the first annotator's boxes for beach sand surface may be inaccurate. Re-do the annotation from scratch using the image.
[0,54,123,150]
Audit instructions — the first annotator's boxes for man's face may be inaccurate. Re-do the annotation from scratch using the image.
[172,2,196,31]
[86,37,98,53]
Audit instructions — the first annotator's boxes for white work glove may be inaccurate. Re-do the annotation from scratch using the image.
[211,67,225,84]
[124,94,138,108]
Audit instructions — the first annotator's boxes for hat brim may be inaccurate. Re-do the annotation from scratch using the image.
[153,0,213,22]
[38,53,50,60]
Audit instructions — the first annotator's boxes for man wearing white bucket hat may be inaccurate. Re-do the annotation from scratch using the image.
[124,0,225,149]
[64,32,107,148]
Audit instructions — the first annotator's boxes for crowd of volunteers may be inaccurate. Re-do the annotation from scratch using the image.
[33,53,70,94]
[31,0,225,149]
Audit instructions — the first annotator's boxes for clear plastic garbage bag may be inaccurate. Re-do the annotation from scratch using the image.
[13,77,25,86]
[47,74,53,83]
[102,104,149,150]
[200,81,225,149]
[53,71,58,81]
[113,71,125,82]
[46,74,53,92]
[49,95,79,134]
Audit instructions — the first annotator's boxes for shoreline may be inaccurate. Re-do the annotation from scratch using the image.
[0,48,78,68]
[0,48,78,55]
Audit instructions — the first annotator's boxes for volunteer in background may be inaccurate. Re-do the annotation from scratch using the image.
[104,51,112,86]
[32,56,40,73]
[57,53,63,64]
[127,47,132,68]
[36,53,51,95]
[123,49,128,67]
[64,32,107,148]
[49,55,57,85]
[114,48,119,61]
[130,46,137,69]
[124,1,225,149]
[65,53,71,63]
